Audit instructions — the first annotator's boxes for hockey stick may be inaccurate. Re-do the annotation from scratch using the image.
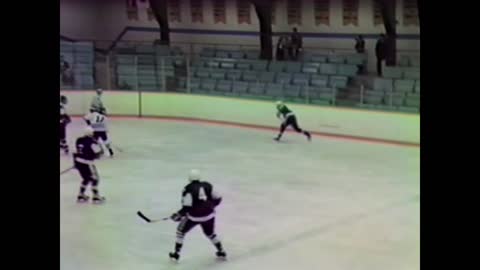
[60,166,75,175]
[137,211,169,223]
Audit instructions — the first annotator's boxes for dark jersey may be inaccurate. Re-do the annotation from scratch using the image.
[179,180,222,222]
[276,104,294,118]
[60,103,71,127]
[73,136,101,165]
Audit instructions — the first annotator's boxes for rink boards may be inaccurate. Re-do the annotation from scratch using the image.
[60,90,420,145]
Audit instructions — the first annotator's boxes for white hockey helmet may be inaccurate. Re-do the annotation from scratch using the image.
[84,126,94,137]
[96,88,103,95]
[188,169,201,182]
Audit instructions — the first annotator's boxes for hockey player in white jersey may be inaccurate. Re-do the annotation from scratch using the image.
[90,88,107,115]
[84,109,114,157]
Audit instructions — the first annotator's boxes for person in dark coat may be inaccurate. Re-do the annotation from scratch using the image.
[276,36,288,61]
[290,28,303,61]
[355,35,366,74]
[355,35,365,53]
[375,34,387,76]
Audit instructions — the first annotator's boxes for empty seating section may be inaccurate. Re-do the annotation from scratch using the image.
[369,65,420,111]
[108,45,418,112]
[113,44,185,91]
[60,41,95,89]
[178,51,368,106]
[399,55,420,67]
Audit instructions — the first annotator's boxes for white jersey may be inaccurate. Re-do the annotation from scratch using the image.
[84,112,108,132]
[60,102,67,116]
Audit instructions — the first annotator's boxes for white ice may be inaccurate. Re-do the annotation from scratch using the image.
[60,118,420,270]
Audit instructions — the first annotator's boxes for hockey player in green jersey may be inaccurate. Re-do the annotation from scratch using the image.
[274,101,311,141]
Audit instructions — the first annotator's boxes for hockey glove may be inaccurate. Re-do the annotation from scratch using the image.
[170,212,183,222]
[213,198,222,207]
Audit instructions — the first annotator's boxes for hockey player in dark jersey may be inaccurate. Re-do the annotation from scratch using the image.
[169,169,227,261]
[60,95,71,154]
[73,126,105,204]
[274,101,311,141]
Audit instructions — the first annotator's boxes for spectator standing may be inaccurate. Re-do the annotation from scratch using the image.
[375,34,387,76]
[355,35,365,53]
[60,55,74,86]
[290,28,303,61]
[355,35,366,74]
[276,36,285,61]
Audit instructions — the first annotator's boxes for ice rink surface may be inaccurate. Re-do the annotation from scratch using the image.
[60,118,419,270]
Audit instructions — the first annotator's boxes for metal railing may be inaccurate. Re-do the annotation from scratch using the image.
[60,40,420,113]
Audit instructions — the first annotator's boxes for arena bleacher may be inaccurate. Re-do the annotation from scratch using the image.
[60,41,420,113]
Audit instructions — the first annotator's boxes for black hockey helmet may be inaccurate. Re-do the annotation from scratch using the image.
[60,95,68,104]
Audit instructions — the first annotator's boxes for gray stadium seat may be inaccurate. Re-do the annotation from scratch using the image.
[285,61,302,73]
[320,63,337,75]
[329,76,348,88]
[383,67,403,79]
[404,68,420,80]
[245,50,260,59]
[337,64,358,77]
[191,59,205,68]
[226,70,242,81]
[232,81,249,94]
[236,62,251,70]
[178,77,187,89]
[259,71,275,83]
[398,56,410,67]
[137,55,155,65]
[373,78,394,92]
[231,51,245,59]
[189,78,201,90]
[196,68,210,78]
[206,60,219,69]
[310,55,327,63]
[327,55,345,64]
[302,63,320,74]
[199,79,217,93]
[242,71,258,82]
[220,62,235,69]
[251,60,268,71]
[363,90,384,105]
[410,57,420,67]
[215,51,230,58]
[394,79,415,93]
[405,96,420,107]
[117,55,136,65]
[275,72,292,84]
[265,83,284,97]
[310,74,329,87]
[345,54,367,65]
[215,80,232,94]
[284,85,301,99]
[211,70,226,80]
[292,73,310,86]
[248,82,266,95]
[394,96,407,107]
[269,62,286,72]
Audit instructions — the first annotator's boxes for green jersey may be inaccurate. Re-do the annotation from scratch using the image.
[276,104,294,118]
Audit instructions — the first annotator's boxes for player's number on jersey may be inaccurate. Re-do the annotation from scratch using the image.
[95,115,105,123]
[198,187,207,201]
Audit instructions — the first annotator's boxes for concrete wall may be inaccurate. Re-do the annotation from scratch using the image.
[60,0,101,40]
[60,0,419,72]
[60,0,420,40]
[60,90,420,145]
